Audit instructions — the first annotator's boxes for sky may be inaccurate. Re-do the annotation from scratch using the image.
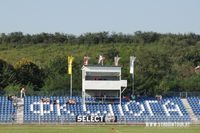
[0,0,200,35]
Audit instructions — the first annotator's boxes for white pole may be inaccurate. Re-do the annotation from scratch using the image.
[130,56,136,95]
[132,65,134,95]
[120,90,121,105]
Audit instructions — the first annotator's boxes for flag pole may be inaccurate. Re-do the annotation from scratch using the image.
[131,67,134,95]
[70,73,72,97]
[130,56,136,95]
[68,56,74,97]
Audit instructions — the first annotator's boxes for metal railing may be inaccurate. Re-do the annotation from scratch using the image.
[1,114,200,126]
[164,91,200,98]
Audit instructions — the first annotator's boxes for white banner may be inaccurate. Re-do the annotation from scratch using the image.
[98,55,105,66]
[114,56,120,66]
[76,115,117,122]
[130,56,136,74]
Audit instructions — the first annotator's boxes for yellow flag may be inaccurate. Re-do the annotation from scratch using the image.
[68,56,74,75]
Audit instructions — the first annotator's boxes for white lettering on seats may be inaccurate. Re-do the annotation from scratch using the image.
[133,102,145,116]
[145,100,158,116]
[162,100,183,116]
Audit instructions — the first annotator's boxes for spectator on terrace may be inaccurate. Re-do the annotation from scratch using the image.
[46,98,50,103]
[13,100,17,108]
[68,99,76,104]
[11,111,16,124]
[123,95,130,102]
[8,95,12,101]
[53,98,57,105]
[20,87,26,99]
[131,94,135,100]
[156,95,162,101]
[8,95,17,101]
[103,93,106,101]
[41,98,46,103]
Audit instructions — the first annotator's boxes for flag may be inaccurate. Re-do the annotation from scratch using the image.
[130,56,136,74]
[68,56,74,75]
[114,56,121,66]
[83,56,90,65]
[98,55,105,66]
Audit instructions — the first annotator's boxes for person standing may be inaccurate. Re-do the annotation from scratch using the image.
[11,111,16,124]
[20,87,26,99]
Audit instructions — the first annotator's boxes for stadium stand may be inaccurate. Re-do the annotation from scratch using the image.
[22,96,192,124]
[0,96,16,123]
[1,95,199,125]
[122,97,190,123]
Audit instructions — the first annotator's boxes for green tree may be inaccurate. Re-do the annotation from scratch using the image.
[15,59,45,91]
[0,59,16,92]
[135,46,172,96]
[41,74,69,95]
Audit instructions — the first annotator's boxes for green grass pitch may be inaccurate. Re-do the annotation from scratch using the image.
[0,125,199,133]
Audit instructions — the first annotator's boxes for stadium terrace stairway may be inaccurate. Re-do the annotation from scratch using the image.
[187,97,200,121]
[181,98,198,123]
[16,98,24,124]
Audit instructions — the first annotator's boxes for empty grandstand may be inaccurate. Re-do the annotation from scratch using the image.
[0,65,199,126]
[1,95,200,125]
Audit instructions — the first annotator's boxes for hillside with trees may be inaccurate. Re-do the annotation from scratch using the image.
[0,31,199,96]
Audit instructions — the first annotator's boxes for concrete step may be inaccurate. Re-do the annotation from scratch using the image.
[16,98,24,124]
[181,98,198,123]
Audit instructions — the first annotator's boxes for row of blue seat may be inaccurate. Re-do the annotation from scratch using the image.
[0,97,16,122]
[0,96,199,123]
[23,96,197,123]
